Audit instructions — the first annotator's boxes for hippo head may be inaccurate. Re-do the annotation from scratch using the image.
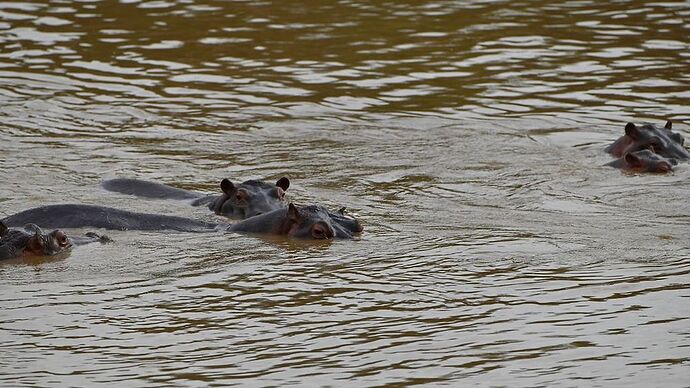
[613,149,677,173]
[285,204,342,239]
[0,222,73,260]
[211,177,290,219]
[607,121,690,160]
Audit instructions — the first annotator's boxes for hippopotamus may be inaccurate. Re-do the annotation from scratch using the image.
[2,204,218,232]
[102,177,290,219]
[606,120,690,160]
[3,203,361,239]
[229,204,359,239]
[0,222,109,261]
[102,177,363,233]
[607,149,677,173]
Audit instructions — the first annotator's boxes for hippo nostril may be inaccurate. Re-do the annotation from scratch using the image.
[658,163,672,173]
[51,231,70,247]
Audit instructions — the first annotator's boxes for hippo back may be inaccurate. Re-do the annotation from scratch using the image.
[3,204,219,232]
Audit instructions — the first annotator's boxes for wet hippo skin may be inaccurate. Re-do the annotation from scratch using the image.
[3,204,219,232]
[0,222,109,261]
[606,120,690,160]
[227,204,361,239]
[2,203,362,239]
[103,177,290,219]
[102,177,363,235]
[607,149,677,173]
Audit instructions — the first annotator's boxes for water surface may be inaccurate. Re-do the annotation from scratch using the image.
[1,1,689,386]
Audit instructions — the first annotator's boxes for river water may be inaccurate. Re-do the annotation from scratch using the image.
[1,0,689,386]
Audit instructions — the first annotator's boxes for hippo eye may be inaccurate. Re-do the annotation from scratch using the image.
[311,223,333,239]
[312,227,326,239]
[671,133,684,145]
[24,223,42,234]
[646,137,663,152]
[235,190,249,203]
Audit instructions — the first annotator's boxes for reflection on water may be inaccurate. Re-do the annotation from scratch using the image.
[1,0,690,386]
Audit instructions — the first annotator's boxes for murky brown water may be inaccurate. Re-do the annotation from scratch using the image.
[2,0,690,386]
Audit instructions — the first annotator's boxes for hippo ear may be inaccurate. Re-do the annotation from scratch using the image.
[624,152,641,167]
[276,177,290,191]
[625,122,638,138]
[665,120,672,130]
[0,221,7,237]
[287,203,301,223]
[220,179,235,195]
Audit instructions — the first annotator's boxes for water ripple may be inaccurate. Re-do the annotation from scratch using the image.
[2,0,690,386]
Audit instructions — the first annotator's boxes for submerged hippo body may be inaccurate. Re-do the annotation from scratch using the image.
[607,149,677,173]
[103,177,363,234]
[3,203,361,239]
[606,121,690,160]
[0,222,108,261]
[3,204,219,232]
[103,177,290,219]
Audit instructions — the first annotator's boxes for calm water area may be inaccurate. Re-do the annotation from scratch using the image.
[1,0,689,386]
